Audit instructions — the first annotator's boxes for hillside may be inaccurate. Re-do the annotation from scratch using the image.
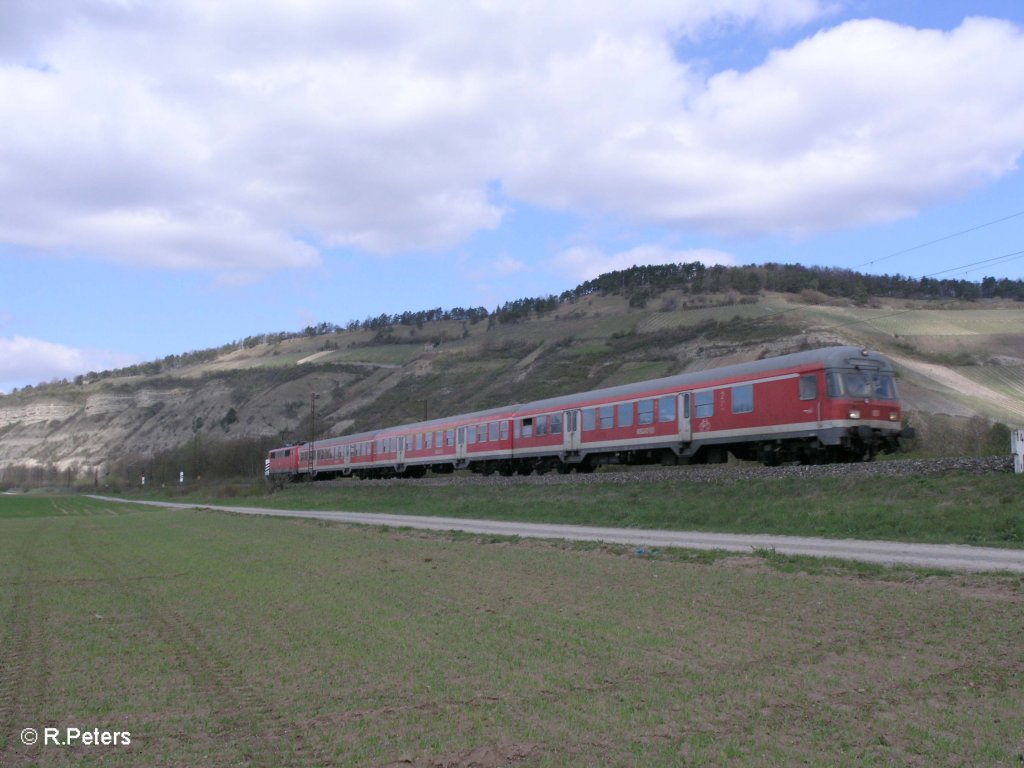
[2,279,1024,485]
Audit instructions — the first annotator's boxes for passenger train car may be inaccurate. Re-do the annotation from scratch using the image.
[266,346,910,484]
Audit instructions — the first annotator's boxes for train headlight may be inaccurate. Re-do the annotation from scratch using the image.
[848,408,861,419]
[889,411,899,421]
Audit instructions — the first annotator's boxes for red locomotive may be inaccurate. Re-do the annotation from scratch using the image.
[266,346,909,484]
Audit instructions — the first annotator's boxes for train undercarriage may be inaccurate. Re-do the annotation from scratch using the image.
[269,425,907,485]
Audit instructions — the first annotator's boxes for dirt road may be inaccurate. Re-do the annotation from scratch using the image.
[94,497,1024,573]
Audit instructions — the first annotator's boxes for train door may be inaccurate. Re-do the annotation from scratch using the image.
[456,427,467,461]
[563,409,581,452]
[679,393,692,442]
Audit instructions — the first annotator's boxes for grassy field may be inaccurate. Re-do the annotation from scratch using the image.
[184,470,1024,548]
[1,494,1022,767]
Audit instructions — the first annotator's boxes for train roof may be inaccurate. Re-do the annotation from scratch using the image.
[291,345,892,449]
[514,345,892,414]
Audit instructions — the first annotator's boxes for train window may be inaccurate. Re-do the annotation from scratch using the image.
[618,402,633,427]
[550,413,562,434]
[467,427,476,445]
[536,415,547,436]
[694,391,714,418]
[415,434,422,451]
[477,424,486,442]
[659,396,677,422]
[872,374,897,400]
[514,420,521,439]
[732,384,753,414]
[583,408,596,431]
[599,405,614,429]
[499,421,508,441]
[826,372,843,397]
[436,430,444,447]
[845,373,871,398]
[800,375,818,400]
[446,429,455,447]
[521,418,534,438]
[638,400,654,425]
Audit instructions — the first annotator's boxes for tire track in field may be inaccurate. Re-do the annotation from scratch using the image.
[67,520,325,767]
[0,522,51,768]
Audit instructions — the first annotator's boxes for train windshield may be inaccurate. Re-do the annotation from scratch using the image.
[826,371,897,400]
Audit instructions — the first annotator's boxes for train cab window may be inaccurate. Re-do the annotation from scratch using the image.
[499,421,509,441]
[638,399,654,425]
[550,413,562,434]
[536,415,547,436]
[826,372,843,398]
[659,395,677,422]
[845,373,871,398]
[599,405,614,429]
[799,375,818,400]
[521,418,534,438]
[694,391,714,418]
[582,408,596,431]
[872,374,897,400]
[618,402,633,427]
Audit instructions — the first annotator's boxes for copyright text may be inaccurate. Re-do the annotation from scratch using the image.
[20,727,131,747]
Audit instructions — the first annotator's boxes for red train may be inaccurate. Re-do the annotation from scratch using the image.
[266,345,909,483]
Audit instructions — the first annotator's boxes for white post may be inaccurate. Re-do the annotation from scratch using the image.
[1012,430,1024,474]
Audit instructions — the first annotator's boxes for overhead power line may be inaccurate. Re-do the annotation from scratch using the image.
[853,208,1024,270]
[923,248,1024,279]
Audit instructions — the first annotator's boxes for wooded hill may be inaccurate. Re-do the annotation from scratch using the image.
[2,263,1023,487]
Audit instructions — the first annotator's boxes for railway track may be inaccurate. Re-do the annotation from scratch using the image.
[312,455,1013,489]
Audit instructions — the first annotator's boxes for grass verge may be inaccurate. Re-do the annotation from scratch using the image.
[154,471,1024,548]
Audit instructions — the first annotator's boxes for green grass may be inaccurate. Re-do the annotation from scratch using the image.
[0,494,136,519]
[183,471,1024,548]
[1,495,1021,766]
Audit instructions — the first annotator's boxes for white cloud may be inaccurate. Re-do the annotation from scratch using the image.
[1,2,1022,279]
[553,245,737,282]
[0,336,138,392]
[506,16,1024,236]
[494,257,526,276]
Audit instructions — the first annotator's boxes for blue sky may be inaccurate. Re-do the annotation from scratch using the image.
[2,0,1024,392]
